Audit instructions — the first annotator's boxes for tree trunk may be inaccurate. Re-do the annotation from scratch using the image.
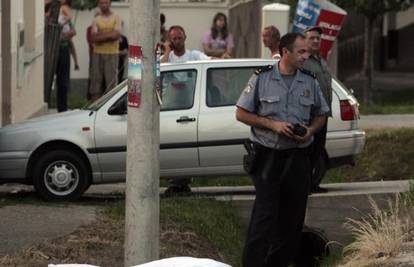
[362,17,375,104]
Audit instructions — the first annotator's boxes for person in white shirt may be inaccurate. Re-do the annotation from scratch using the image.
[161,25,209,194]
[262,25,281,60]
[161,25,210,63]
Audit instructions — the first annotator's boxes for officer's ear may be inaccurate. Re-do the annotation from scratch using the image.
[281,47,290,56]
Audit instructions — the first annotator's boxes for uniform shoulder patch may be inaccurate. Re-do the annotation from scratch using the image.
[300,68,316,79]
[254,65,273,75]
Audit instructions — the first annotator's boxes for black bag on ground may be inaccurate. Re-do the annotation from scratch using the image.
[294,225,330,267]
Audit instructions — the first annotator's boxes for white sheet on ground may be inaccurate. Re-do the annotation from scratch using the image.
[133,257,232,267]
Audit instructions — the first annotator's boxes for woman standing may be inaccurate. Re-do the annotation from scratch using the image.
[202,12,234,58]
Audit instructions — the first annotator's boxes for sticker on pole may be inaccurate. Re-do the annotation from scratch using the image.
[154,43,162,106]
[128,45,143,108]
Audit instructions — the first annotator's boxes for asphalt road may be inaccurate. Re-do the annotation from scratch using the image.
[359,114,414,129]
[0,203,96,255]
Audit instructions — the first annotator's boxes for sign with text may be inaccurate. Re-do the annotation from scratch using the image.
[317,6,346,59]
[292,0,321,33]
[293,0,347,59]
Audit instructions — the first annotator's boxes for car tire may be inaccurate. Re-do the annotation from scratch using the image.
[32,150,90,201]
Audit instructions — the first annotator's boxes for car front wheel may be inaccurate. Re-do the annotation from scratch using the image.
[33,150,90,201]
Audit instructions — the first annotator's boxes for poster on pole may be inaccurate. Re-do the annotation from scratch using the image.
[293,0,347,59]
[154,43,162,105]
[128,45,143,108]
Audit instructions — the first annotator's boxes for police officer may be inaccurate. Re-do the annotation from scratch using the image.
[303,26,333,193]
[236,32,329,267]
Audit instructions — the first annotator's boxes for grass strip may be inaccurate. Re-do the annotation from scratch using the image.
[104,197,246,266]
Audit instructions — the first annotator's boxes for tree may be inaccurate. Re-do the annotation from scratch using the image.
[332,0,413,104]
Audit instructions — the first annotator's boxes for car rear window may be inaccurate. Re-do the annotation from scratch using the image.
[206,67,257,107]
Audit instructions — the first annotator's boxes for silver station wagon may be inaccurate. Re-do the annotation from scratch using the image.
[0,59,365,200]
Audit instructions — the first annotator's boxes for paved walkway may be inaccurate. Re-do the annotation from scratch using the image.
[345,71,414,92]
[0,204,96,255]
[359,114,414,130]
[216,180,411,250]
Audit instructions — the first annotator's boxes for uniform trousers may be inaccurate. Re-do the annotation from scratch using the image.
[242,144,311,267]
[310,123,328,189]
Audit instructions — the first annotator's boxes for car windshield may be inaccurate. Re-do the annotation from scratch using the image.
[84,81,127,110]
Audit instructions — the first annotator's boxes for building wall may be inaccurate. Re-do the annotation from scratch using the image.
[11,0,45,123]
[70,1,229,80]
[1,0,45,126]
[393,6,414,71]
[396,5,414,30]
[0,4,3,126]
[381,6,414,72]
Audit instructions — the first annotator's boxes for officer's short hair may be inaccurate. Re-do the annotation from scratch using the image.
[279,32,305,56]
[168,25,186,38]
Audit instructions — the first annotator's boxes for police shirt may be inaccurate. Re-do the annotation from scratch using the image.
[236,63,330,150]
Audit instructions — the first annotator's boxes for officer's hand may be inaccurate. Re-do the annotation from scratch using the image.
[272,121,295,138]
[292,124,313,143]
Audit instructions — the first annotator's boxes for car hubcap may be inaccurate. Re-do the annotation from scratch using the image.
[44,161,79,196]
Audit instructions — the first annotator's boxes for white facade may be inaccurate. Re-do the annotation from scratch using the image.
[1,0,45,126]
[70,1,229,79]
[261,3,290,58]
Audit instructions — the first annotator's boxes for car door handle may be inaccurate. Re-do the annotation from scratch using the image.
[176,116,196,123]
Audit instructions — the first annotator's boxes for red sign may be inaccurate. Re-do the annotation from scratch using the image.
[316,9,346,59]
[128,45,143,108]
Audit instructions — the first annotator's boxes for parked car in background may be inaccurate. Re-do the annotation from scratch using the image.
[0,59,365,200]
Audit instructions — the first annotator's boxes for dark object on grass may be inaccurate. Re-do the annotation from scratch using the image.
[294,226,330,267]
[164,183,192,197]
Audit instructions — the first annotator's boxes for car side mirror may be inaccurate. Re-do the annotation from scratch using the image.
[108,98,127,115]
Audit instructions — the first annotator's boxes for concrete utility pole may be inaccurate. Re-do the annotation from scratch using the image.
[124,1,160,266]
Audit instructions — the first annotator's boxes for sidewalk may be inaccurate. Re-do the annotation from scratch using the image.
[344,71,414,92]
[0,204,96,255]
[359,114,414,129]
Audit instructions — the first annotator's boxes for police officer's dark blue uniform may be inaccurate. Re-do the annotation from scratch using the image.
[236,32,329,267]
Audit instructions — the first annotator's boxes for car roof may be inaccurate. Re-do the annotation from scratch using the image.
[161,58,277,67]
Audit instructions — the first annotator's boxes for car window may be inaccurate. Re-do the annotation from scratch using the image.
[206,67,257,107]
[161,69,197,111]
